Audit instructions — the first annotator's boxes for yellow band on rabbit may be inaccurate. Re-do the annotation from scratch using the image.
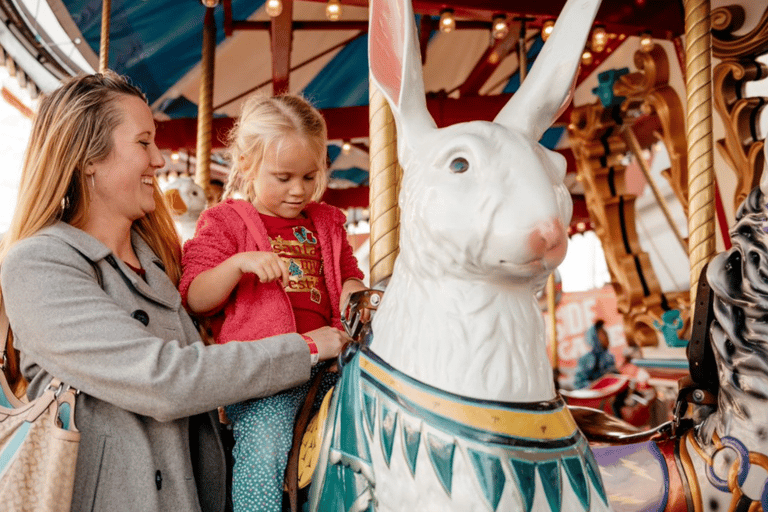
[360,352,578,441]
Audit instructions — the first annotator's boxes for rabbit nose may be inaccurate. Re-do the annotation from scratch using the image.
[528,219,566,259]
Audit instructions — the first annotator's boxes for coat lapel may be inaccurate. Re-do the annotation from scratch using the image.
[38,222,180,310]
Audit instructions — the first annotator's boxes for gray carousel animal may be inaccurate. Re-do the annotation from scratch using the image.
[580,179,768,512]
[306,0,612,510]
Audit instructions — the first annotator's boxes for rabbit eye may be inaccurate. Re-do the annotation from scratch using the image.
[449,157,469,174]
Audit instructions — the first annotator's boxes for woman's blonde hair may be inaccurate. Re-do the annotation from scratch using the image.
[0,72,182,395]
[223,94,329,202]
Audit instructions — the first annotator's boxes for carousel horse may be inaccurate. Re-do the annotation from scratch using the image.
[575,182,768,512]
[306,0,611,510]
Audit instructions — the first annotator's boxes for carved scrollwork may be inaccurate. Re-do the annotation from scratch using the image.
[712,4,768,213]
[568,46,689,346]
[712,5,768,59]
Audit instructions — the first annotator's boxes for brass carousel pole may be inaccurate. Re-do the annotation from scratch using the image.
[99,0,111,72]
[196,7,216,204]
[367,84,401,288]
[547,274,559,378]
[684,0,716,305]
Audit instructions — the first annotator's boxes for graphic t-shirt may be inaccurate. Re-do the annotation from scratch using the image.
[259,213,332,333]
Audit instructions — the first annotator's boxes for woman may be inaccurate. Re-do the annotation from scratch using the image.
[0,72,350,511]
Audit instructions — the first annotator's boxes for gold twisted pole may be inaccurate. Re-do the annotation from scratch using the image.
[684,0,716,305]
[196,8,216,204]
[547,274,558,372]
[368,83,400,288]
[99,0,111,72]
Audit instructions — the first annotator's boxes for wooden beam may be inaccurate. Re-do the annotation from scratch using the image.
[155,97,579,150]
[233,20,368,31]
[271,0,293,95]
[223,0,233,36]
[299,0,685,38]
[458,27,521,96]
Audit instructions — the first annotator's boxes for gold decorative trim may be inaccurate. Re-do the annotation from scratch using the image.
[681,431,704,512]
[360,355,578,440]
[712,4,768,214]
[712,5,768,59]
[568,46,689,346]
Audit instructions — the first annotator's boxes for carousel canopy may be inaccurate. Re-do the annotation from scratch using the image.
[0,0,686,218]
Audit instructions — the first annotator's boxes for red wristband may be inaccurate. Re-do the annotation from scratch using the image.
[300,334,319,365]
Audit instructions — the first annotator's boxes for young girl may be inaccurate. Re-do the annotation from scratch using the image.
[179,94,367,511]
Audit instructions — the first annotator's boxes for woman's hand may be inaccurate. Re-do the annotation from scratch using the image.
[304,326,351,361]
[232,251,289,287]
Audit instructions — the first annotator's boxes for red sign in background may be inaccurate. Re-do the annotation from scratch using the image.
[543,284,629,377]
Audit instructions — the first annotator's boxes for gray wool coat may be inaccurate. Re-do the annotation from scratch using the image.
[0,222,311,512]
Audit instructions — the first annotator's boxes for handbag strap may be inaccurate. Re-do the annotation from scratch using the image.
[0,298,9,371]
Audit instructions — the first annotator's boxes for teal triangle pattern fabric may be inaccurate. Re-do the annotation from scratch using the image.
[585,452,609,506]
[401,419,421,477]
[425,432,456,496]
[562,456,590,510]
[362,390,376,439]
[467,448,506,511]
[538,460,562,512]
[379,402,398,467]
[509,458,537,512]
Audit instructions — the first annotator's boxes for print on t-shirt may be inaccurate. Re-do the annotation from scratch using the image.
[271,234,323,303]
[260,213,332,332]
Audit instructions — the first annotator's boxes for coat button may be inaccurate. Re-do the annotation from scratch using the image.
[155,470,162,490]
[131,310,149,326]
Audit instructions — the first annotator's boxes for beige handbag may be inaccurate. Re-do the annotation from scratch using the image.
[0,303,80,512]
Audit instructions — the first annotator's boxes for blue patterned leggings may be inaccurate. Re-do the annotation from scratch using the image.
[224,368,335,511]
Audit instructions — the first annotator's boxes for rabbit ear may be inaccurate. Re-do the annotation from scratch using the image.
[494,0,602,141]
[369,0,436,141]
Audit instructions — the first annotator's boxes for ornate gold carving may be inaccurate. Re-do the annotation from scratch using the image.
[568,47,689,346]
[712,4,768,215]
[712,5,768,59]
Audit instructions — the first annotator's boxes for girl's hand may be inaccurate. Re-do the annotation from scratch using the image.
[340,279,370,322]
[304,326,351,361]
[232,251,289,287]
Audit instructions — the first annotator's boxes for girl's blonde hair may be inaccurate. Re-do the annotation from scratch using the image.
[0,72,182,395]
[223,94,329,202]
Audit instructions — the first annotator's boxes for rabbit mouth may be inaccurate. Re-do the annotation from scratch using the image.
[501,240,566,273]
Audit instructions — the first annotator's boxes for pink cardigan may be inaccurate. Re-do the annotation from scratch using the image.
[180,199,364,344]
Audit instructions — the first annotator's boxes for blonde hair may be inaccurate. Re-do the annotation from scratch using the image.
[0,72,182,395]
[223,94,329,202]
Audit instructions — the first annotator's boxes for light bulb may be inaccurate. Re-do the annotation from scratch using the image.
[639,31,653,52]
[265,0,282,17]
[581,50,593,66]
[439,9,455,33]
[171,152,180,162]
[541,19,555,41]
[591,26,607,52]
[200,0,219,7]
[326,0,341,21]
[341,141,352,155]
[492,15,508,40]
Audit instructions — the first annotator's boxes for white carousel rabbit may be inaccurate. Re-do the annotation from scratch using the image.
[309,0,611,510]
[369,0,601,403]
